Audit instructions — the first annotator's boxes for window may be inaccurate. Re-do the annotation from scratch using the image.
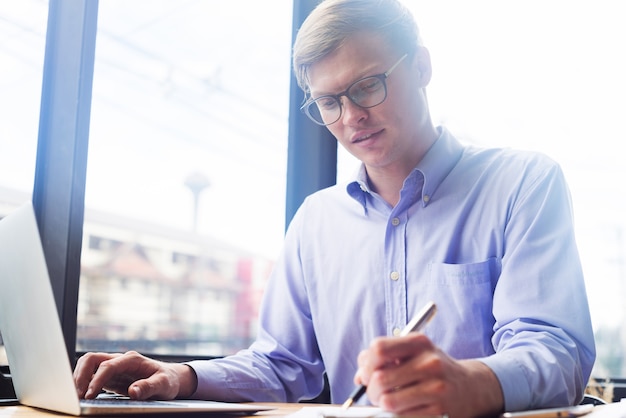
[0,0,47,365]
[0,0,46,201]
[77,0,292,357]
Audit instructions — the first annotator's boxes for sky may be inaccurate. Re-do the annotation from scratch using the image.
[1,0,625,342]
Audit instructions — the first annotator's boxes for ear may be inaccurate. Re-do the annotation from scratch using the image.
[413,46,432,87]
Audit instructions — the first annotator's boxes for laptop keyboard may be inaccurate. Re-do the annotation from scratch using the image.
[81,397,182,407]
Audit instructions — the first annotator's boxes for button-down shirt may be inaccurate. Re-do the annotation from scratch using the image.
[188,127,595,411]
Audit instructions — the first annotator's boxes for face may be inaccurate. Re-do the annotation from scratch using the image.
[307,32,435,176]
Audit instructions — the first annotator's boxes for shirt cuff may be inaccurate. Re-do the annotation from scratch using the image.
[478,354,531,411]
[184,360,228,400]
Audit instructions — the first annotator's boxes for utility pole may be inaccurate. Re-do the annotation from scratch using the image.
[184,172,210,233]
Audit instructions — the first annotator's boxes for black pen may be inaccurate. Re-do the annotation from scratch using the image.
[341,301,438,410]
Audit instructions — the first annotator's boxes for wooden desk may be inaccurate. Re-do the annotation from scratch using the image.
[11,402,626,418]
[0,403,310,417]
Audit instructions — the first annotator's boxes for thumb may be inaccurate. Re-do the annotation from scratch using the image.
[128,373,177,400]
[128,380,151,400]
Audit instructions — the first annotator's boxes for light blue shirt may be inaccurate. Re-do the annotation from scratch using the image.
[188,127,595,411]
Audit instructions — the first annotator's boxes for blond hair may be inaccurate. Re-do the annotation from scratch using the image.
[292,0,421,93]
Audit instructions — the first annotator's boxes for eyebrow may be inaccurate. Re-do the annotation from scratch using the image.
[308,63,382,98]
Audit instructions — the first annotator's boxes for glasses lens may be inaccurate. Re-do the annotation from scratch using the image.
[306,96,341,125]
[348,76,386,108]
[302,75,388,126]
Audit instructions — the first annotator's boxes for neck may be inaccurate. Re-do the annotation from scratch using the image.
[366,166,409,207]
[366,126,438,207]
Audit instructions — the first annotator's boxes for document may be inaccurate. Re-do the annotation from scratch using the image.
[502,402,626,418]
[502,404,594,418]
[286,401,626,418]
[286,402,626,418]
[285,406,443,418]
[585,402,626,418]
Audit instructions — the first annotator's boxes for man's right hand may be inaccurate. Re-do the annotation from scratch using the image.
[73,351,198,400]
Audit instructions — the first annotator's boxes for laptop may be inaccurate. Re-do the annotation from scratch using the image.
[0,202,273,415]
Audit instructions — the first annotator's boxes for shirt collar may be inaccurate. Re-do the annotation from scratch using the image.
[346,126,464,209]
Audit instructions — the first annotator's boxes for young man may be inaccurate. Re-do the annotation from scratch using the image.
[74,1,595,417]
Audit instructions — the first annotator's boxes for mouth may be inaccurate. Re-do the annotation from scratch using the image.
[352,129,383,144]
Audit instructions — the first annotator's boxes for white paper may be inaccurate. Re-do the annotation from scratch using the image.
[285,406,393,418]
[585,401,626,418]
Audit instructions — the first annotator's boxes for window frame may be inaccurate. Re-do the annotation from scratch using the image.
[32,0,98,366]
[35,0,335,365]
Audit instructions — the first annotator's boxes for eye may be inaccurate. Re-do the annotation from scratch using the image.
[316,96,339,111]
[353,77,383,95]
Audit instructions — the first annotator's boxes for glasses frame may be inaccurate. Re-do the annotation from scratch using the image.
[300,53,409,126]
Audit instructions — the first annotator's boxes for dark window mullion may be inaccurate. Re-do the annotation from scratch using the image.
[32,0,99,366]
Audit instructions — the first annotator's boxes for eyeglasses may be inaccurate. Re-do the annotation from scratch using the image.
[301,53,408,126]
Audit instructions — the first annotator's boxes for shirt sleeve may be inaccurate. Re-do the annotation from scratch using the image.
[186,203,326,402]
[480,159,596,411]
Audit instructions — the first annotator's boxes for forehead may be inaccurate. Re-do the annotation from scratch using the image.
[306,33,395,96]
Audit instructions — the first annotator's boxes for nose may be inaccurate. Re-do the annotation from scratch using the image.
[340,96,368,125]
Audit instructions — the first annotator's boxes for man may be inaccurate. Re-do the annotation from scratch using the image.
[74,1,596,417]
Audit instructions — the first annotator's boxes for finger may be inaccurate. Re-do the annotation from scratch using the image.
[357,349,369,368]
[129,363,185,400]
[128,380,149,400]
[74,352,119,398]
[353,367,366,387]
[357,336,424,393]
[366,349,444,409]
[74,353,95,397]
[369,333,433,368]
[379,378,444,415]
[85,352,141,399]
[128,371,171,400]
[354,350,369,385]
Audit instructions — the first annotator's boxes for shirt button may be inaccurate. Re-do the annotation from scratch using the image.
[390,271,400,281]
[423,195,430,203]
[391,217,400,226]
[393,327,402,336]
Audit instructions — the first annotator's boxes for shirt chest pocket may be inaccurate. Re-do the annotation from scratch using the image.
[421,257,501,358]
[428,257,499,286]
